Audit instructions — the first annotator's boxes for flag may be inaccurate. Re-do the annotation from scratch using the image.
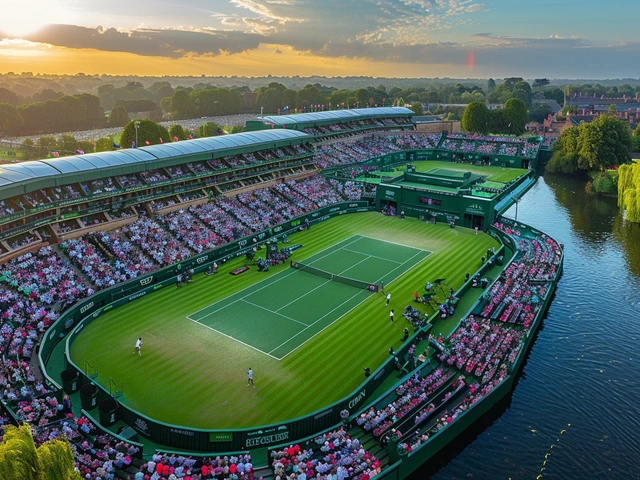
[189,135,193,139]
[91,142,96,146]
[76,149,85,154]
[113,143,120,149]
[173,136,179,142]
[159,138,163,143]
[52,151,59,157]
[145,140,150,145]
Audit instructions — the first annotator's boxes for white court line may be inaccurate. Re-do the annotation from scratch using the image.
[241,299,309,326]
[358,234,432,255]
[268,287,369,356]
[341,247,403,265]
[189,235,364,322]
[277,248,433,360]
[185,317,280,360]
[275,278,333,313]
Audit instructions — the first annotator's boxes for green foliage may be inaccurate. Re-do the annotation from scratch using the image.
[171,90,195,119]
[169,124,187,141]
[547,116,632,174]
[0,424,40,480]
[256,88,283,115]
[37,439,81,480]
[199,122,220,137]
[121,119,170,148]
[297,85,326,109]
[461,102,489,134]
[231,124,244,134]
[0,424,80,480]
[502,98,528,135]
[578,115,631,171]
[0,87,20,105]
[0,102,24,135]
[116,98,158,113]
[95,137,114,152]
[190,88,242,117]
[618,163,640,222]
[528,104,553,123]
[20,139,36,160]
[487,78,496,92]
[109,105,130,127]
[562,105,577,116]
[354,88,370,107]
[607,103,618,115]
[408,102,423,115]
[533,78,550,88]
[590,172,616,194]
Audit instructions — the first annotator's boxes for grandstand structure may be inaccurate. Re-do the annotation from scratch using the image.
[0,108,558,480]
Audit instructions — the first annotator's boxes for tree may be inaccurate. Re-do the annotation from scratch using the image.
[0,424,81,480]
[256,88,283,115]
[487,78,496,92]
[296,85,325,110]
[199,121,220,137]
[578,115,631,171]
[502,98,528,135]
[503,77,524,90]
[109,105,130,127]
[354,88,370,108]
[528,104,553,123]
[169,124,187,141]
[461,102,490,134]
[408,102,424,115]
[171,90,195,119]
[95,137,114,152]
[546,127,580,174]
[121,119,170,148]
[20,138,35,160]
[0,87,19,105]
[533,78,550,88]
[607,103,618,115]
[618,163,640,222]
[0,102,24,135]
[75,93,105,127]
[548,115,632,174]
[281,89,297,110]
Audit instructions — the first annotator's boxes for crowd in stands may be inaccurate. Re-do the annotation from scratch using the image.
[440,134,541,158]
[356,366,451,439]
[271,427,381,480]
[138,452,254,480]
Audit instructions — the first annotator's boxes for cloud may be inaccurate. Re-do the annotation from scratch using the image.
[465,4,484,13]
[0,24,264,58]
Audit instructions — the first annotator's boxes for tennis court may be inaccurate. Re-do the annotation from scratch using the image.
[187,235,431,359]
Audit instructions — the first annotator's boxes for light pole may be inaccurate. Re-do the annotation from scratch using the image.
[134,120,140,148]
[260,106,263,118]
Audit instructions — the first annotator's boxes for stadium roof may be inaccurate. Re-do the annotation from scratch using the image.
[261,107,414,126]
[0,129,310,200]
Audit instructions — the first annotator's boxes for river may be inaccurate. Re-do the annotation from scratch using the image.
[415,174,640,480]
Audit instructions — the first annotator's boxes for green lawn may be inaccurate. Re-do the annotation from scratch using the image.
[411,160,528,183]
[189,235,430,359]
[69,212,498,429]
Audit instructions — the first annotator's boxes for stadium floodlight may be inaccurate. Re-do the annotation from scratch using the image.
[134,120,140,148]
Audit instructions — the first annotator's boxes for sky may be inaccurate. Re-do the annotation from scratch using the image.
[0,0,639,79]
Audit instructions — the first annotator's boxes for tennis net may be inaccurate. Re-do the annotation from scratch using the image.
[290,261,379,292]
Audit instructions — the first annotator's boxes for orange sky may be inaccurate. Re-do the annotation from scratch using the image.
[0,42,455,78]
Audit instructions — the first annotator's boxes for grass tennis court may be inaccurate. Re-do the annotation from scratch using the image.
[69,213,499,428]
[188,236,430,359]
[355,161,528,184]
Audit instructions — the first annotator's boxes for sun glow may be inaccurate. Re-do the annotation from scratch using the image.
[0,0,68,37]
